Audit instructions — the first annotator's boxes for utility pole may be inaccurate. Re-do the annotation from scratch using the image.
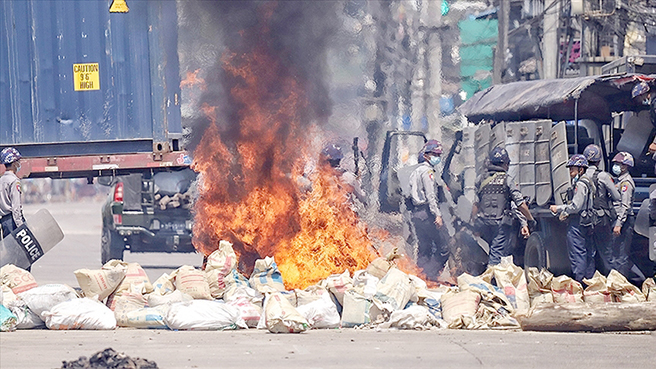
[421,0,442,141]
[543,0,560,79]
[493,0,509,84]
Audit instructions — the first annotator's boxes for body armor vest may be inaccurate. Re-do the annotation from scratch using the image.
[478,172,509,220]
[591,170,610,211]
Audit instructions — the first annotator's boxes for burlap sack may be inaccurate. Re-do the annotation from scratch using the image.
[607,270,646,303]
[526,267,554,307]
[582,271,612,303]
[340,289,374,328]
[0,264,38,294]
[152,272,176,295]
[441,289,480,324]
[175,265,212,300]
[108,261,153,295]
[74,263,126,301]
[249,257,286,294]
[204,241,238,299]
[642,278,656,302]
[263,292,308,333]
[113,291,147,327]
[373,267,416,312]
[318,270,353,307]
[487,257,530,316]
[551,275,583,303]
[1,284,18,305]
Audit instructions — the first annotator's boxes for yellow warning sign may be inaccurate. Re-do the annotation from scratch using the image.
[73,63,100,91]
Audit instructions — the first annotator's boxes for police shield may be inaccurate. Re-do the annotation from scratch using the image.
[650,226,656,261]
[461,126,477,203]
[550,121,570,205]
[535,120,553,206]
[474,123,491,175]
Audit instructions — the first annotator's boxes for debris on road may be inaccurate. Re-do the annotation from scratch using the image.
[61,348,158,369]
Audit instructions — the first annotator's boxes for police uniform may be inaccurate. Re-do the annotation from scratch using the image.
[409,161,448,279]
[0,170,24,238]
[613,171,634,277]
[586,165,621,275]
[474,164,525,265]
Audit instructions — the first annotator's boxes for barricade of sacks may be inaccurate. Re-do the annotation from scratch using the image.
[1,243,655,333]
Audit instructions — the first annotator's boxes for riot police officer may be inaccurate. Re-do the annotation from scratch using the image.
[611,152,635,278]
[408,140,449,279]
[0,147,25,239]
[583,144,621,275]
[550,154,596,283]
[472,147,534,266]
[321,144,367,206]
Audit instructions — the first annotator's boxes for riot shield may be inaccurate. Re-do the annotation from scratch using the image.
[634,198,650,238]
[650,226,656,261]
[550,121,570,205]
[461,126,477,203]
[504,122,522,191]
[535,120,553,206]
[490,121,506,151]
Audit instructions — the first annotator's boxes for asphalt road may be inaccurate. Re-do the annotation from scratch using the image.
[2,200,655,369]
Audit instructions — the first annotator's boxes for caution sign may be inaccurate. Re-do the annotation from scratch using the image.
[73,63,100,91]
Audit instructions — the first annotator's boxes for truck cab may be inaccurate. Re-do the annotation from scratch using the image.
[100,168,197,264]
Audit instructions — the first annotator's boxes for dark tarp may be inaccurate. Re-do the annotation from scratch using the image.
[458,74,656,123]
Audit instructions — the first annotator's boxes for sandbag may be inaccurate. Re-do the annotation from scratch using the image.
[249,257,286,294]
[113,291,147,327]
[164,300,246,331]
[147,290,193,307]
[378,304,442,330]
[17,284,78,317]
[226,296,262,328]
[352,270,379,299]
[1,284,18,305]
[0,304,17,331]
[643,278,656,302]
[487,257,530,316]
[582,271,612,303]
[43,298,116,330]
[457,273,514,315]
[124,306,168,329]
[0,264,38,294]
[296,292,340,329]
[74,263,126,301]
[152,272,176,295]
[373,268,416,312]
[340,289,374,328]
[223,270,251,298]
[285,286,327,307]
[416,288,445,320]
[175,265,212,300]
[365,248,401,279]
[318,270,352,307]
[107,261,153,295]
[261,292,308,333]
[526,267,554,307]
[205,241,238,299]
[6,299,44,329]
[607,270,646,303]
[551,275,583,303]
[440,289,480,324]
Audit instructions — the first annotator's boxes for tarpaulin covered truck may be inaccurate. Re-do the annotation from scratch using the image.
[458,71,656,282]
[0,0,194,263]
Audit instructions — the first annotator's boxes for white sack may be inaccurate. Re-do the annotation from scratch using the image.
[262,292,308,333]
[6,299,44,329]
[164,300,246,331]
[378,304,442,330]
[226,297,262,328]
[147,290,193,307]
[17,284,78,317]
[42,298,116,330]
[296,292,340,329]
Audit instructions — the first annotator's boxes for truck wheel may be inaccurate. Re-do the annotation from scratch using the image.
[524,233,546,270]
[101,226,124,264]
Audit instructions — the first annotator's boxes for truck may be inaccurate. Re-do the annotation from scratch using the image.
[457,70,656,281]
[1,0,194,262]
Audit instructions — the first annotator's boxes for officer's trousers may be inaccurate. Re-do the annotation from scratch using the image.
[411,204,448,280]
[592,220,614,275]
[487,223,513,266]
[566,220,595,283]
[0,214,16,239]
[613,215,634,278]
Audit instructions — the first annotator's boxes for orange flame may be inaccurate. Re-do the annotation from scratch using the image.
[191,23,378,289]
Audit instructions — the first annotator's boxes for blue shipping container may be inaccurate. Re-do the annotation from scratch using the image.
[0,0,182,157]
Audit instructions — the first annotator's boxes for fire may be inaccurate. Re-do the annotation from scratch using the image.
[180,69,206,91]
[190,25,377,289]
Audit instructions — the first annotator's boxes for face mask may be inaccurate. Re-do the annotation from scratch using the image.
[612,164,622,176]
[572,174,580,184]
[15,163,21,173]
[643,97,652,106]
[429,156,441,167]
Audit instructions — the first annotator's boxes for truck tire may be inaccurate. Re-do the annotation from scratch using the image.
[524,232,547,270]
[101,226,124,264]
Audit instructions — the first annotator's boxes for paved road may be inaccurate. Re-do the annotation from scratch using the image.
[3,201,655,369]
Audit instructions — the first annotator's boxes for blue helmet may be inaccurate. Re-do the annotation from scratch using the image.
[0,147,21,165]
[566,154,588,168]
[422,139,443,156]
[489,147,510,165]
[612,152,634,167]
[583,144,602,163]
[632,81,650,98]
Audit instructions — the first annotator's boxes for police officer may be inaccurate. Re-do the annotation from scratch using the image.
[472,147,534,266]
[582,144,621,275]
[0,147,25,239]
[611,152,635,278]
[321,144,367,206]
[550,154,595,283]
[408,140,449,279]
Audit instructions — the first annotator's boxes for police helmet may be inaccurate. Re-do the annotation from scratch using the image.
[566,154,588,168]
[0,147,21,165]
[321,144,343,161]
[583,144,602,163]
[489,147,510,165]
[422,139,443,156]
[632,81,650,98]
[612,152,634,167]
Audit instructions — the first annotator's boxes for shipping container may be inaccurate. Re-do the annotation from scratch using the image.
[0,0,188,178]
